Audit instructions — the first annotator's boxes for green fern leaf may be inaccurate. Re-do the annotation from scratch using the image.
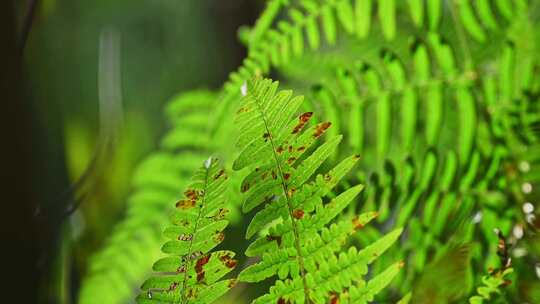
[137,157,237,304]
[234,77,402,303]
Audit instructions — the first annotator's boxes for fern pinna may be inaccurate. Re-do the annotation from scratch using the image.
[137,157,237,303]
[234,77,402,303]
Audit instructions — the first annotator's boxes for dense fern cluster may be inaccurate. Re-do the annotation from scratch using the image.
[79,0,540,303]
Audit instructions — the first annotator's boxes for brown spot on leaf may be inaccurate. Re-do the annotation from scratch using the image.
[219,252,237,269]
[176,199,196,209]
[177,265,186,273]
[195,255,210,274]
[352,216,364,230]
[283,173,291,180]
[178,233,193,241]
[237,107,246,114]
[214,232,225,243]
[225,259,237,268]
[255,167,260,172]
[184,189,199,200]
[353,154,361,160]
[271,171,277,180]
[293,209,304,219]
[168,282,179,291]
[242,183,250,192]
[219,253,232,262]
[197,271,205,282]
[329,292,339,304]
[313,122,331,138]
[297,146,306,152]
[287,157,297,164]
[276,145,284,153]
[263,132,271,142]
[288,145,293,152]
[292,112,313,134]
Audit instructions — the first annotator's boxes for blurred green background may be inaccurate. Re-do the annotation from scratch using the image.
[15,0,260,302]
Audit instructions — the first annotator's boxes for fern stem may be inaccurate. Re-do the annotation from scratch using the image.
[180,162,211,304]
[252,98,311,303]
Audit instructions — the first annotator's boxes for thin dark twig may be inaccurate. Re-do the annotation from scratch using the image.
[18,0,39,55]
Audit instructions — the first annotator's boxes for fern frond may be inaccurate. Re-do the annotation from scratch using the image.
[136,157,237,304]
[234,77,402,303]
[469,268,513,304]
[79,91,224,304]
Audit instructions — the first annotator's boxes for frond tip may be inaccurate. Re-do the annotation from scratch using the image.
[137,157,237,304]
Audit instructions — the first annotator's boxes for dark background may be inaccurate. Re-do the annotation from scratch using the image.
[1,1,258,302]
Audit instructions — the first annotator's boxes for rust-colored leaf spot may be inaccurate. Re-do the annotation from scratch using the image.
[263,132,271,142]
[287,157,297,164]
[177,265,186,273]
[503,279,512,287]
[266,235,282,246]
[313,122,331,138]
[214,169,225,180]
[195,255,210,274]
[288,145,293,152]
[178,233,193,241]
[219,253,237,269]
[283,173,291,180]
[184,189,199,200]
[196,271,205,282]
[168,282,179,291]
[219,252,232,262]
[324,173,332,182]
[225,259,237,268]
[292,209,304,219]
[214,231,225,243]
[278,298,286,304]
[176,199,196,209]
[329,292,339,304]
[297,146,306,152]
[292,112,313,134]
[352,216,364,230]
[242,183,250,192]
[276,145,284,153]
[271,171,277,180]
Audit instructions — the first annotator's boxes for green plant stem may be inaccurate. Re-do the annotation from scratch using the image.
[253,98,311,303]
[180,163,210,304]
